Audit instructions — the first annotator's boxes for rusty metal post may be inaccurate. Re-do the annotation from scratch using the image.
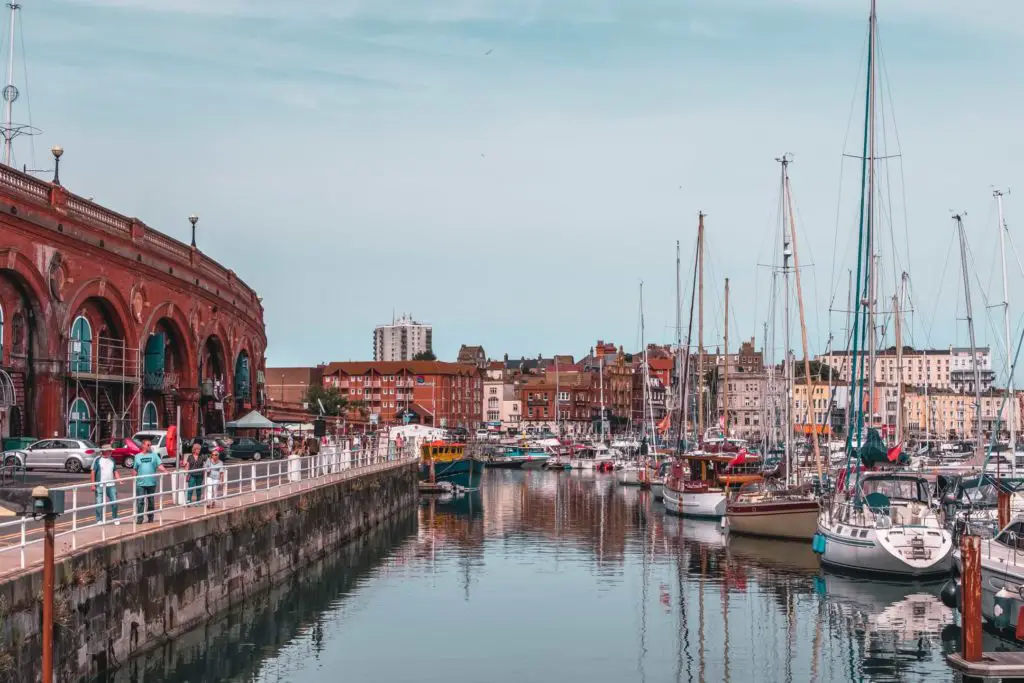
[42,513,55,683]
[999,490,1011,531]
[961,533,982,662]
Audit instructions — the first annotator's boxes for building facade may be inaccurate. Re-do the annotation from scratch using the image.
[518,371,595,435]
[817,346,995,393]
[0,166,266,445]
[321,361,480,430]
[373,314,432,361]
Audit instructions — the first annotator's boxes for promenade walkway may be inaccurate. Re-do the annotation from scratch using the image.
[0,447,417,579]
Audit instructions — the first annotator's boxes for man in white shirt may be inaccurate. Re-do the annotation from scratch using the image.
[91,449,121,525]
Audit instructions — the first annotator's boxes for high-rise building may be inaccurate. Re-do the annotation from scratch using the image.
[373,314,432,361]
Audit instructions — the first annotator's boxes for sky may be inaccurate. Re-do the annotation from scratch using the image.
[13,0,1024,374]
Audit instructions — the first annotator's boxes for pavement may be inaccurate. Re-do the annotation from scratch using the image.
[0,457,409,579]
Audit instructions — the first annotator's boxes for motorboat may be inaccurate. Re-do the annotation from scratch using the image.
[725,478,819,541]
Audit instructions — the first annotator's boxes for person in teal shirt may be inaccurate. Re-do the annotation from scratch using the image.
[133,439,167,523]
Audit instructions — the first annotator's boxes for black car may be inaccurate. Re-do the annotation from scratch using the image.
[228,436,281,461]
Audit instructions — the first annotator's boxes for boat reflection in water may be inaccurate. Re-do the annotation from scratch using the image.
[114,469,981,683]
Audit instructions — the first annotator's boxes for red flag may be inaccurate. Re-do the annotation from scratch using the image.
[887,443,902,462]
[726,448,749,470]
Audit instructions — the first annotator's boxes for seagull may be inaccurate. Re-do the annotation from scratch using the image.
[485,49,493,56]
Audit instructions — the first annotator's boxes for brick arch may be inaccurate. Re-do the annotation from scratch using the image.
[0,248,54,357]
[62,278,139,352]
[141,302,198,388]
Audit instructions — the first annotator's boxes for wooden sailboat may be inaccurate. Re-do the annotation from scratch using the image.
[726,155,821,541]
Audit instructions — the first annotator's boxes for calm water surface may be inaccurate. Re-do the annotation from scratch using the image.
[114,470,987,683]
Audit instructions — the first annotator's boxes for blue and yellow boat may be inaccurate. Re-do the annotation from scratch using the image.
[420,441,483,489]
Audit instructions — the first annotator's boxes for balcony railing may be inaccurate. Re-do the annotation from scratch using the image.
[144,371,179,393]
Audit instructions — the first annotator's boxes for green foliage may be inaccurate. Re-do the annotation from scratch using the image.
[304,385,348,416]
[413,350,437,361]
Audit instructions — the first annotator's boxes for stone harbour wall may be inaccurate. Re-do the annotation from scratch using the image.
[0,461,419,682]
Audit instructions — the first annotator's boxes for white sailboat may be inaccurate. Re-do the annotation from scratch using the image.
[813,0,953,578]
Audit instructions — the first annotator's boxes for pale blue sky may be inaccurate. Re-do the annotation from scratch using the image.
[16,1,1024,372]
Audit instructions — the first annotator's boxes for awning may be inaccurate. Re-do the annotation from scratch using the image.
[226,410,276,429]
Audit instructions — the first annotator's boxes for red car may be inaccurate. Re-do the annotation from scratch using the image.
[104,437,143,468]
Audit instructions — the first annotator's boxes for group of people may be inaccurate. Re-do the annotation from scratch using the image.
[90,438,227,525]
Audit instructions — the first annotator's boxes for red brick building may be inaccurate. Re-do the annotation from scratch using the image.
[0,166,266,444]
[518,370,596,434]
[320,361,482,429]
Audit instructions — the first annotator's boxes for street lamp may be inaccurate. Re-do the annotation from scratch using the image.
[188,214,199,248]
[51,145,63,186]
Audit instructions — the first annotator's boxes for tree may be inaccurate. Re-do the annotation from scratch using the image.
[807,360,837,382]
[413,350,437,361]
[304,385,348,416]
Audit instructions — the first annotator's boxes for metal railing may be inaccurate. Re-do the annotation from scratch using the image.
[0,443,418,572]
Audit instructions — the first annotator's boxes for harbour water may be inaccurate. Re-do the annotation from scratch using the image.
[110,470,975,682]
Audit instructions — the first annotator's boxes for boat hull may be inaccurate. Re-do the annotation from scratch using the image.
[663,485,726,519]
[420,457,484,489]
[815,518,953,578]
[725,499,819,541]
[651,483,664,501]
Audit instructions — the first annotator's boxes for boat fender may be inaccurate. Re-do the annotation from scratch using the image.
[939,579,960,611]
[994,588,1015,630]
[811,533,826,554]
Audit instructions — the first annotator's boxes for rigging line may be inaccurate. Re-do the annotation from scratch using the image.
[877,26,912,296]
[830,25,872,311]
[921,229,956,349]
[16,10,33,171]
[965,232,1005,355]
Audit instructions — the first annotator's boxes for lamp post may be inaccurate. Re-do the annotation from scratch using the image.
[50,145,63,186]
[188,214,199,248]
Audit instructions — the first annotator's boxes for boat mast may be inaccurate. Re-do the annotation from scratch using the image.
[779,155,794,484]
[2,2,20,167]
[865,0,879,439]
[996,189,1015,466]
[677,232,700,454]
[599,355,606,446]
[640,280,650,446]
[723,278,730,435]
[555,356,560,437]
[675,239,682,447]
[893,287,903,445]
[698,212,706,437]
[782,154,823,481]
[955,213,984,449]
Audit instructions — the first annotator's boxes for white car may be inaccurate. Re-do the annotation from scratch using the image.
[131,430,178,466]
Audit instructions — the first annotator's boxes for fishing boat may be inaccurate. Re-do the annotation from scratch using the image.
[664,450,763,519]
[420,440,484,489]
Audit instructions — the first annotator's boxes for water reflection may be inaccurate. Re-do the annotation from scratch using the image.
[117,469,990,682]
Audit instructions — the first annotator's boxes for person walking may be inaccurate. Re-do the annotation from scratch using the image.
[133,439,167,524]
[185,442,205,506]
[91,448,120,525]
[205,448,226,508]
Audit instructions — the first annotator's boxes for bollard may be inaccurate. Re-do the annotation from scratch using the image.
[999,490,1011,531]
[961,533,982,662]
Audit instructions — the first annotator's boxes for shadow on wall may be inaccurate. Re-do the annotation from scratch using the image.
[92,511,416,683]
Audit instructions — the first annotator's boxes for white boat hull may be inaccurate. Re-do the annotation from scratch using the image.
[816,517,953,577]
[652,483,664,501]
[663,485,726,519]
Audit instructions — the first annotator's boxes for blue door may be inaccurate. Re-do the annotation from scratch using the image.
[68,398,90,440]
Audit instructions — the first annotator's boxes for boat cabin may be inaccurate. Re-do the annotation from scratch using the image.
[421,441,466,463]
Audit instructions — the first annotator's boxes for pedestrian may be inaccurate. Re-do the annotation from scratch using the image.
[133,439,167,524]
[205,447,226,508]
[91,448,120,525]
[185,442,205,506]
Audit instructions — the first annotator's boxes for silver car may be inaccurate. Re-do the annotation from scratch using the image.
[2,438,100,473]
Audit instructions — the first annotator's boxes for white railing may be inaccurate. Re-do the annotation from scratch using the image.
[0,443,418,572]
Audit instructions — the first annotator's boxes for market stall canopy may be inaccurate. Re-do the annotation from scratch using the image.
[226,410,276,430]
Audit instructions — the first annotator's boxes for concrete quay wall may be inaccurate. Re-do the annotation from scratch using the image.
[0,461,419,682]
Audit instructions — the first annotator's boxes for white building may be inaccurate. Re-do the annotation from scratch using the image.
[482,377,521,430]
[817,346,995,394]
[373,314,432,361]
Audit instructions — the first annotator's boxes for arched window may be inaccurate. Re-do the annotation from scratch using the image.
[142,401,158,430]
[68,397,91,440]
[70,316,93,373]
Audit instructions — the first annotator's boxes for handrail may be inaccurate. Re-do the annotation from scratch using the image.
[0,443,418,572]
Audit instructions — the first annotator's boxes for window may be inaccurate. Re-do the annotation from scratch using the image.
[142,401,159,430]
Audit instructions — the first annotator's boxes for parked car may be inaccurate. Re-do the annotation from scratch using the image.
[190,436,230,457]
[131,430,178,466]
[2,438,100,473]
[103,437,142,468]
[227,436,279,461]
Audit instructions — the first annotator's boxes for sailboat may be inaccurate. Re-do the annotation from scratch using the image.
[665,276,764,518]
[813,0,953,577]
[618,282,657,487]
[726,155,821,541]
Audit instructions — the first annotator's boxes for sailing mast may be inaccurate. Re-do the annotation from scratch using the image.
[779,155,794,484]
[698,212,706,437]
[723,278,730,435]
[955,213,984,450]
[555,356,561,437]
[676,232,700,454]
[996,189,1015,468]
[782,155,823,481]
[675,240,682,448]
[893,291,903,445]
[865,0,879,439]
